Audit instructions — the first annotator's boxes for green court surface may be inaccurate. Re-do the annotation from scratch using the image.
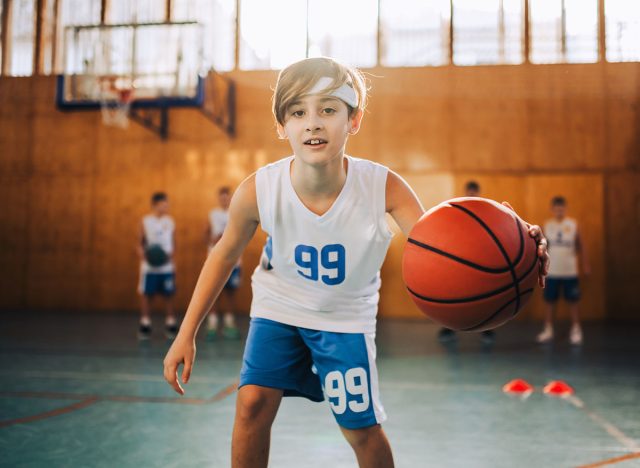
[1,313,639,467]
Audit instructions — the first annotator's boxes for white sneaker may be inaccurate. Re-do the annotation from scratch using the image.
[569,325,583,346]
[536,325,554,343]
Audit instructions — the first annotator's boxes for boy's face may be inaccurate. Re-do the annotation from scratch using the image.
[153,200,169,215]
[551,203,566,219]
[278,94,362,166]
[465,187,479,197]
[218,192,231,209]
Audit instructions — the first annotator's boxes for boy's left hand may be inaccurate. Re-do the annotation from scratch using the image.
[502,201,550,288]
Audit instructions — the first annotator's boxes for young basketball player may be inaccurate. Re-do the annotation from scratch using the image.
[205,187,241,340]
[137,192,178,340]
[537,196,590,345]
[437,180,496,345]
[163,58,549,467]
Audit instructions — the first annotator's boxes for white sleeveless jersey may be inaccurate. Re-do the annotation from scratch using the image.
[251,155,393,334]
[544,217,578,277]
[208,208,241,266]
[141,214,175,274]
[209,208,229,237]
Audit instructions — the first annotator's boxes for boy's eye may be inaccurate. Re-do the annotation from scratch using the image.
[322,108,336,114]
[291,110,304,117]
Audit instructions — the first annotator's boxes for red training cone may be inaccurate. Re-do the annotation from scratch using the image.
[543,380,574,396]
[502,379,534,395]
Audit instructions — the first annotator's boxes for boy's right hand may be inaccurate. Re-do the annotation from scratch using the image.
[163,335,195,395]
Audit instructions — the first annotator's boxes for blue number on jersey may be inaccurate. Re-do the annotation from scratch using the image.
[294,244,345,285]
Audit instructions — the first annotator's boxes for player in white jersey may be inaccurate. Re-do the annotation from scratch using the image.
[163,57,550,467]
[537,196,590,345]
[137,192,178,340]
[205,186,241,340]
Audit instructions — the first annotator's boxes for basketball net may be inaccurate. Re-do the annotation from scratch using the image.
[97,77,134,129]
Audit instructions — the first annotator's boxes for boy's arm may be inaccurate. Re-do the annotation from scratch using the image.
[164,174,260,394]
[137,221,146,260]
[385,170,549,287]
[385,170,425,237]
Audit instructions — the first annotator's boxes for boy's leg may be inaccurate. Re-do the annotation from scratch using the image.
[232,385,283,468]
[140,294,151,321]
[565,278,583,345]
[161,273,177,339]
[340,425,394,468]
[538,278,558,343]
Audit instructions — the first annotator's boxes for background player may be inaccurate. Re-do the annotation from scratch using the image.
[163,58,549,467]
[205,187,241,340]
[137,192,178,340]
[537,196,590,345]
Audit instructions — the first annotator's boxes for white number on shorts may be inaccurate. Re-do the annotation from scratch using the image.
[346,368,370,413]
[325,368,370,415]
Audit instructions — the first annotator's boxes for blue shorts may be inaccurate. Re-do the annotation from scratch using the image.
[543,277,580,303]
[139,272,175,296]
[239,318,386,430]
[225,266,241,290]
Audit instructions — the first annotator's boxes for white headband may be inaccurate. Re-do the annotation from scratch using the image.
[307,76,358,108]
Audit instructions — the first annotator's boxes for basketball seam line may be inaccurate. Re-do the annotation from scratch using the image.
[406,238,511,274]
[449,203,522,312]
[460,289,534,331]
[405,243,538,304]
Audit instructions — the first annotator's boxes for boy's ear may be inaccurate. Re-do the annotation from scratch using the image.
[348,110,364,135]
[276,123,287,140]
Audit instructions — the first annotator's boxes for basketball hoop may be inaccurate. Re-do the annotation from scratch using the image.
[97,76,134,129]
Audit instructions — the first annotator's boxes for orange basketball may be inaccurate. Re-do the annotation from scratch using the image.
[402,197,539,331]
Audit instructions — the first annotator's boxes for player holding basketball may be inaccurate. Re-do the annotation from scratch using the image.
[537,196,590,345]
[163,57,550,467]
[205,186,242,340]
[137,192,178,340]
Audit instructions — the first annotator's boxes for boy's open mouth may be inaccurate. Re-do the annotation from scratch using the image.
[304,138,327,146]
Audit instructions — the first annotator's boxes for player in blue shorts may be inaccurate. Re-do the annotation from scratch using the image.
[137,192,178,340]
[206,187,242,340]
[163,57,550,467]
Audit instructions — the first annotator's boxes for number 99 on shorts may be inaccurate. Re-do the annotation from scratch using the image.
[324,367,370,415]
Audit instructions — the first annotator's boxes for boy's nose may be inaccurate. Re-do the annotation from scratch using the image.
[305,115,323,131]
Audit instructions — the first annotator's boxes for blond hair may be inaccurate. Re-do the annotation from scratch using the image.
[272,57,367,126]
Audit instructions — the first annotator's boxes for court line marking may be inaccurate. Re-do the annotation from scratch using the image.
[566,395,640,453]
[575,451,640,468]
[0,396,99,428]
[0,380,239,428]
[0,369,235,384]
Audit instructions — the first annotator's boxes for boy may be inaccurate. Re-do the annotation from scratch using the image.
[137,192,178,340]
[537,196,590,345]
[164,58,549,467]
[205,186,242,339]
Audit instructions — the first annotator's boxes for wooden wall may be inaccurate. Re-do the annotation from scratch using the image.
[0,62,638,321]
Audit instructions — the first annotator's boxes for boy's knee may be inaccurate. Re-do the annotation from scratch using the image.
[342,424,382,448]
[236,386,278,423]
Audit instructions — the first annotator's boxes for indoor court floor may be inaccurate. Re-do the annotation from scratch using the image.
[1,312,639,468]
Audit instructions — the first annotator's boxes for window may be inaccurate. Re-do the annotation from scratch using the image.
[107,0,166,24]
[530,0,598,63]
[0,1,4,72]
[606,0,640,62]
[564,0,598,63]
[307,0,378,67]
[379,0,450,67]
[239,0,306,70]
[10,0,36,76]
[57,0,101,73]
[172,0,236,72]
[41,0,57,74]
[453,0,524,66]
